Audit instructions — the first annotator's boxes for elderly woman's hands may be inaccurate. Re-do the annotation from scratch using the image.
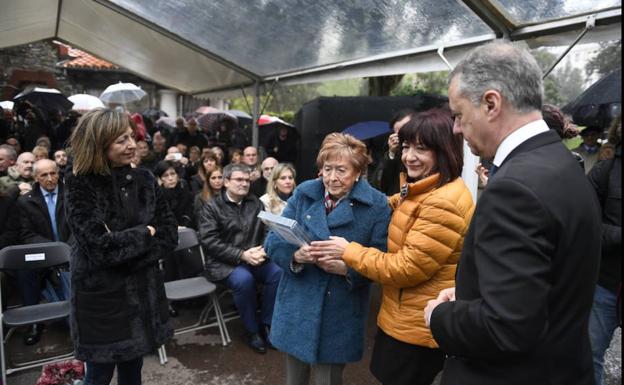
[310,236,350,276]
[310,236,349,260]
[293,245,315,264]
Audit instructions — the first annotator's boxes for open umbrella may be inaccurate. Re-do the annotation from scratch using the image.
[68,94,105,112]
[99,82,147,105]
[0,101,14,110]
[342,121,390,140]
[155,116,177,134]
[258,114,293,127]
[227,109,253,120]
[197,110,238,133]
[13,87,73,112]
[195,106,221,115]
[563,68,621,127]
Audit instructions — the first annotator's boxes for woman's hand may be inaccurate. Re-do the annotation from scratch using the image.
[310,236,349,260]
[316,259,348,276]
[293,245,315,264]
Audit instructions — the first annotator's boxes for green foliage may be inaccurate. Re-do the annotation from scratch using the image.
[227,78,365,117]
[390,71,449,97]
[531,48,586,106]
[585,40,621,77]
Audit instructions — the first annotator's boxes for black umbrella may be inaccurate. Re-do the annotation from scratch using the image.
[13,87,73,113]
[563,68,621,127]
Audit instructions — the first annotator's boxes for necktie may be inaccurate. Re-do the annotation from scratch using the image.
[46,192,60,241]
[489,164,499,178]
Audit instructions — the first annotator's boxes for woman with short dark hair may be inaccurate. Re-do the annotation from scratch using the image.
[314,109,474,385]
[65,108,177,385]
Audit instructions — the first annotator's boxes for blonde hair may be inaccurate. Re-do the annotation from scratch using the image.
[32,145,49,159]
[69,108,131,175]
[316,133,371,174]
[265,163,296,212]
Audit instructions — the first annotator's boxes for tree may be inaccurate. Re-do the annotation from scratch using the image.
[585,40,621,77]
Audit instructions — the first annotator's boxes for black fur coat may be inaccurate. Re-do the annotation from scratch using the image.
[64,165,178,363]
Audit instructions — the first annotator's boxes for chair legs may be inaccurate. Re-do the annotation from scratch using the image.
[159,293,231,365]
[1,321,74,384]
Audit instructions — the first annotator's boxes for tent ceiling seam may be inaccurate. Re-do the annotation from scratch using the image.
[54,0,63,38]
[460,0,514,38]
[511,8,621,40]
[92,0,261,82]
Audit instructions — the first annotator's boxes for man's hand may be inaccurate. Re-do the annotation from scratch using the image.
[241,246,266,266]
[388,133,400,157]
[18,182,32,195]
[249,169,261,182]
[424,287,456,327]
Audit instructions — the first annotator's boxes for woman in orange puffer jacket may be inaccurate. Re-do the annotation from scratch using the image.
[311,109,474,385]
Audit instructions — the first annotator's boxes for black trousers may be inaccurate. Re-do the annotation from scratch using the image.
[370,328,445,385]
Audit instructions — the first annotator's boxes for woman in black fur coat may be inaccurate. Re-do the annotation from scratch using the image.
[65,109,178,385]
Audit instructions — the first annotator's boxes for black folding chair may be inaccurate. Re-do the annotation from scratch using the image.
[158,228,231,365]
[0,242,73,385]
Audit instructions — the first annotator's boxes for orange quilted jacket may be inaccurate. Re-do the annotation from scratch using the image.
[343,173,474,347]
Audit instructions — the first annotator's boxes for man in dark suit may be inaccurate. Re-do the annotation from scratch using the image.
[16,158,71,345]
[423,42,602,385]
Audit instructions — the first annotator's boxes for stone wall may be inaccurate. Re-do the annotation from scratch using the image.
[0,40,76,99]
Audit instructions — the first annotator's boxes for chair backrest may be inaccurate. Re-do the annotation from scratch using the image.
[175,227,199,252]
[0,242,71,270]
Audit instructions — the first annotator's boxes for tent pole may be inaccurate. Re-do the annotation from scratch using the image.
[252,81,260,148]
[542,15,596,79]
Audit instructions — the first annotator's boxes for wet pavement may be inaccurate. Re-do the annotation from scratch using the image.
[5,284,620,385]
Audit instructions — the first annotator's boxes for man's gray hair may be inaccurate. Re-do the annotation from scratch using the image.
[223,163,251,179]
[0,144,17,160]
[449,42,543,113]
[32,159,58,176]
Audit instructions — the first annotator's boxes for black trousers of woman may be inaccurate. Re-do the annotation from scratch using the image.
[370,328,445,385]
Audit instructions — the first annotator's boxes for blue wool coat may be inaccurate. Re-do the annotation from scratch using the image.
[264,178,390,364]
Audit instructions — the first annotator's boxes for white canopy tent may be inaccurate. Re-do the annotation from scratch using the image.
[1,0,620,95]
[1,0,621,199]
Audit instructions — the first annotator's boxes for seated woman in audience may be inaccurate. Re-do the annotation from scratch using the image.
[313,109,474,385]
[259,163,296,215]
[154,160,195,229]
[32,145,49,161]
[193,166,223,219]
[264,133,391,385]
[189,151,219,195]
[229,148,243,164]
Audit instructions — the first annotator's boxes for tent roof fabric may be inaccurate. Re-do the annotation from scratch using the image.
[1,0,621,95]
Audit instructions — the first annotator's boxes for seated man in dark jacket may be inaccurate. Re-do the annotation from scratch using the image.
[16,159,72,345]
[198,163,282,354]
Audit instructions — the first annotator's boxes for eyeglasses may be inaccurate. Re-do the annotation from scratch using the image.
[228,177,250,184]
[263,167,274,171]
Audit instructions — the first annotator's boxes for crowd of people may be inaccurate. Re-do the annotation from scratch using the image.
[0,41,621,385]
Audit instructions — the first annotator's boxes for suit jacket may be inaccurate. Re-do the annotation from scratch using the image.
[430,130,602,385]
[17,182,72,244]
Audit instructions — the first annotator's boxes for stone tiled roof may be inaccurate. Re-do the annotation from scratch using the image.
[56,42,119,70]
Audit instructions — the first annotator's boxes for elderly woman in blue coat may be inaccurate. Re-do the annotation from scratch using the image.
[264,133,391,385]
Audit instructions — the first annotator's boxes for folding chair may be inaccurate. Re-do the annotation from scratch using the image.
[0,242,73,385]
[158,228,231,365]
